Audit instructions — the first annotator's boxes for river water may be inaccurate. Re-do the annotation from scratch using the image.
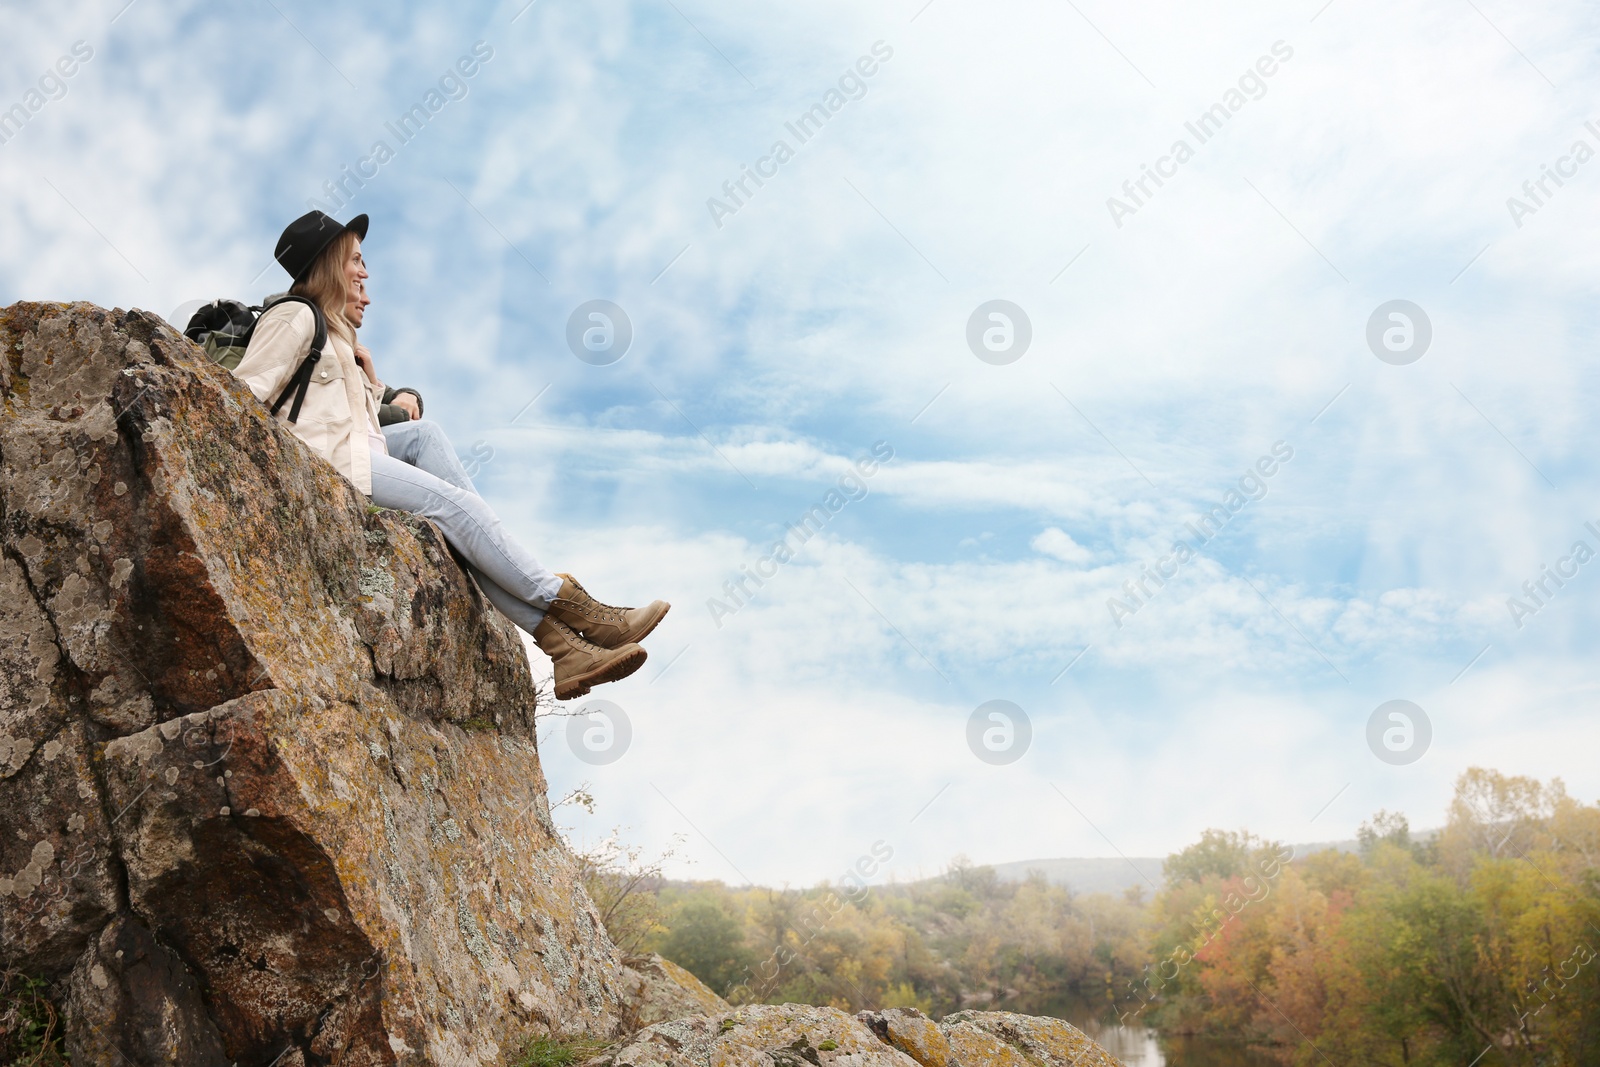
[1053,1004,1283,1067]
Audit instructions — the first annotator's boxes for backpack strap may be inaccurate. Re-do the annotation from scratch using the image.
[262,296,329,425]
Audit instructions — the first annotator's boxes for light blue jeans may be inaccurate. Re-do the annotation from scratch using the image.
[372,420,563,633]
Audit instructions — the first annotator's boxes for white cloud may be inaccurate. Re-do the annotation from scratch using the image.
[6,0,1600,884]
[1032,527,1095,565]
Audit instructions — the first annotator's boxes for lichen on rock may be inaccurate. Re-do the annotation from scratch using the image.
[618,952,730,1031]
[606,1005,1127,1067]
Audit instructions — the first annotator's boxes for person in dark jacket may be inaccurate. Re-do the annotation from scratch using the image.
[378,385,424,426]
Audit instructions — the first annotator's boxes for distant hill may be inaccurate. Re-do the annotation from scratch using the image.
[983,838,1366,897]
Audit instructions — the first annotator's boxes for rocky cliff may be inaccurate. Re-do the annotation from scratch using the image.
[1,303,623,1064]
[0,302,1123,1067]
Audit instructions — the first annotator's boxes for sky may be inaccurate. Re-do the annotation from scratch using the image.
[5,0,1600,890]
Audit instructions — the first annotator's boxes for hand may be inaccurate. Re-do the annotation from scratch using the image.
[352,343,380,385]
[391,392,421,420]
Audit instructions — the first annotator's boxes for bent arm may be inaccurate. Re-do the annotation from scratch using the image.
[232,304,316,407]
[379,386,424,424]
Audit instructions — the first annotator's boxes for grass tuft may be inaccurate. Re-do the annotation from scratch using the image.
[511,1034,610,1067]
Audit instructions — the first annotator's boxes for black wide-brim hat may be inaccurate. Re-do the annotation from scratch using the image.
[274,210,369,283]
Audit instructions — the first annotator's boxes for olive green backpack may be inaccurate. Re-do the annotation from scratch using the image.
[182,295,327,423]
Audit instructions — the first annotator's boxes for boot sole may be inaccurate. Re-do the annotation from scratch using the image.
[555,645,647,701]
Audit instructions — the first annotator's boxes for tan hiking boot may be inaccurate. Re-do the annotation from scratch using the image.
[549,574,670,649]
[533,615,647,701]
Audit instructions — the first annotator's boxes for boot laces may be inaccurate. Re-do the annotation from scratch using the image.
[560,580,629,626]
[572,628,607,654]
[554,617,606,653]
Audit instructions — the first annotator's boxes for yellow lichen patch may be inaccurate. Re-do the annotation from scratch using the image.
[870,1010,957,1067]
[941,1023,1037,1067]
[940,1012,1124,1067]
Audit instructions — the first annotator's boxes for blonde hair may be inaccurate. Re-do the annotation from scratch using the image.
[289,230,359,345]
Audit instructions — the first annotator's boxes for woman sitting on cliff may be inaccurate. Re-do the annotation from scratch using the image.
[231,210,668,699]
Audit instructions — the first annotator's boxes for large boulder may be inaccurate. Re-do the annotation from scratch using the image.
[935,1011,1123,1067]
[607,1004,919,1067]
[603,1004,1126,1067]
[620,953,730,1030]
[0,303,626,1064]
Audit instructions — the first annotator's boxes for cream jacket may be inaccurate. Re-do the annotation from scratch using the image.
[232,303,386,495]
